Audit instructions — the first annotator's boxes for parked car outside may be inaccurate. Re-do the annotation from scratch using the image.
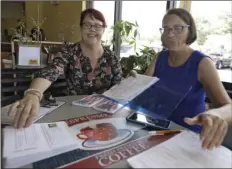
[209,53,232,69]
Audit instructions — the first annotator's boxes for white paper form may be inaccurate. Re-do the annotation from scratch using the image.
[41,122,78,148]
[3,122,78,168]
[3,124,49,158]
[103,74,159,102]
[127,130,232,168]
[1,101,65,124]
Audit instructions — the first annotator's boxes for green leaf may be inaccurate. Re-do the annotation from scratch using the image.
[134,29,138,38]
[143,47,149,53]
[135,21,139,27]
[125,25,131,36]
[134,43,137,52]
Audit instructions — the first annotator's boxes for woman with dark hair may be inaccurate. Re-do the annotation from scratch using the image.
[9,9,122,128]
[144,8,231,150]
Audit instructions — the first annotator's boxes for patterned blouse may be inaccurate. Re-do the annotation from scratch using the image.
[35,42,122,95]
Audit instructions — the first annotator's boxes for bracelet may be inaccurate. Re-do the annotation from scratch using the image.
[26,92,41,101]
[24,89,43,101]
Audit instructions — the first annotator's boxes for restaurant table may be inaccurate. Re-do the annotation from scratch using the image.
[5,95,231,168]
[18,95,184,168]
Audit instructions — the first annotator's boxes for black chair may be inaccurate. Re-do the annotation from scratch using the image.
[222,82,232,98]
[223,125,232,150]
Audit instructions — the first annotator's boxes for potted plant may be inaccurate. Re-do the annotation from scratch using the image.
[102,20,159,77]
[120,46,158,77]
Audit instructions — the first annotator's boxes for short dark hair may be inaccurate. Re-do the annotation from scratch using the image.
[162,8,197,45]
[80,8,106,27]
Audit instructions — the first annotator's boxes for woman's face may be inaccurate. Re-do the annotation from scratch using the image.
[162,14,189,51]
[81,15,105,45]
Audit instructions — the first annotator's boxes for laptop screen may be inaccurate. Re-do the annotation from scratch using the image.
[127,79,192,120]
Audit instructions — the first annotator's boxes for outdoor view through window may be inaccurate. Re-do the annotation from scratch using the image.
[189,1,232,83]
[94,1,232,83]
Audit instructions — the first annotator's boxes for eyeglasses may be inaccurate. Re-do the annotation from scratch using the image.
[159,25,190,34]
[82,23,105,31]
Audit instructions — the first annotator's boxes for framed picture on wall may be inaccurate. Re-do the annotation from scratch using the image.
[18,43,41,67]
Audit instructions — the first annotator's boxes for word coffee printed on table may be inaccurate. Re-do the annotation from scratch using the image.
[60,134,175,168]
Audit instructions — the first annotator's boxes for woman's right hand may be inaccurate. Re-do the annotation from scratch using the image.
[8,94,40,128]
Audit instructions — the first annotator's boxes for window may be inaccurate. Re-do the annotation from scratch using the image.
[189,1,232,83]
[175,0,181,8]
[93,1,115,46]
[120,1,167,57]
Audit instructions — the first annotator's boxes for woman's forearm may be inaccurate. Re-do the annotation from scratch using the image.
[210,103,232,124]
[28,78,52,94]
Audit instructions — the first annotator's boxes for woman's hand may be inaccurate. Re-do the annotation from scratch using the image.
[184,111,228,150]
[8,94,40,128]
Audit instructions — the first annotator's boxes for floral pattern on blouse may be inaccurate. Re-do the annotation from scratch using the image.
[34,42,122,95]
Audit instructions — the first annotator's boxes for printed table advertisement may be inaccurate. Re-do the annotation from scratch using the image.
[33,112,175,169]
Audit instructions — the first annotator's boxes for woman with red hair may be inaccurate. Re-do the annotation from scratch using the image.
[9,9,122,128]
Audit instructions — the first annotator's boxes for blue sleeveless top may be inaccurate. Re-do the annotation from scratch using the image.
[154,50,208,133]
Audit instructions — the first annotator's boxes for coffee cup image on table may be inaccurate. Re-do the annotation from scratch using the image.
[73,118,135,150]
[77,123,118,141]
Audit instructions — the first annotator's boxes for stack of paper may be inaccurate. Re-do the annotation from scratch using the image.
[71,75,159,114]
[1,101,65,124]
[92,98,124,114]
[103,74,159,102]
[3,122,78,168]
[72,94,104,107]
[72,95,124,114]
[127,130,232,168]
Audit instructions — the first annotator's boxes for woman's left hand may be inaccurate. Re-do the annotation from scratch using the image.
[184,111,228,150]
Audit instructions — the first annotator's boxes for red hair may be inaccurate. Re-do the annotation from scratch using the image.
[80,8,107,27]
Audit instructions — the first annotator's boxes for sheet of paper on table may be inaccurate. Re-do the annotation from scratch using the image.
[103,74,159,102]
[1,101,66,124]
[127,130,232,168]
[3,121,78,168]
